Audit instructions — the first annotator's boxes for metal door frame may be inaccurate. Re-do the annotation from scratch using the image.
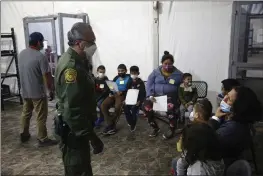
[23,15,58,76]
[57,13,89,54]
[229,1,263,79]
[23,15,57,48]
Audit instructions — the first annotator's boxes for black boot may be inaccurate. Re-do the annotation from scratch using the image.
[20,133,31,143]
[163,127,175,140]
[37,138,58,147]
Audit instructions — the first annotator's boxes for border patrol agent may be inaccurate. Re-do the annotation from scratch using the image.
[55,22,103,176]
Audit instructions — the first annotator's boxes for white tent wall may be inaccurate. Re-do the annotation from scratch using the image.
[1,2,55,94]
[1,1,235,111]
[52,1,154,79]
[159,1,233,110]
[1,1,154,92]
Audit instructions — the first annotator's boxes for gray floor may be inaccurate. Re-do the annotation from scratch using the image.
[2,101,263,175]
[1,101,179,175]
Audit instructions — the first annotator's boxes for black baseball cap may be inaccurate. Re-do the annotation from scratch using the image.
[29,32,44,42]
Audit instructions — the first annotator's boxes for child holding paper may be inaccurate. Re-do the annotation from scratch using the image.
[124,66,146,132]
[101,64,132,135]
[94,65,110,128]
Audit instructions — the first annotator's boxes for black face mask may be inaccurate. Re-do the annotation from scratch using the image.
[118,73,125,77]
[39,42,44,50]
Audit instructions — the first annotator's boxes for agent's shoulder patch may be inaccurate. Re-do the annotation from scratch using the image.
[64,68,77,83]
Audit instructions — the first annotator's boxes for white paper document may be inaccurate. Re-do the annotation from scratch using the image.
[153,95,167,112]
[106,81,119,92]
[125,89,139,105]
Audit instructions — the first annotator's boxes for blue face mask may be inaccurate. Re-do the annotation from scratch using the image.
[220,100,231,113]
[218,93,224,99]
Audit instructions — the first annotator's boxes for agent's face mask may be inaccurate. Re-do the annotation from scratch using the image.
[131,74,138,80]
[85,44,97,57]
[220,100,231,113]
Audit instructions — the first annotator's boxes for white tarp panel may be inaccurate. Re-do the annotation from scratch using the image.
[1,1,235,110]
[61,17,84,54]
[1,1,154,92]
[1,2,55,94]
[159,1,233,109]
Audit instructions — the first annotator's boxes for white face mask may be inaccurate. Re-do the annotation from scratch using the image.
[98,73,105,78]
[85,44,97,57]
[189,111,195,121]
[131,74,138,79]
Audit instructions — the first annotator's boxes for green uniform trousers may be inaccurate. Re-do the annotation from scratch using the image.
[62,142,93,176]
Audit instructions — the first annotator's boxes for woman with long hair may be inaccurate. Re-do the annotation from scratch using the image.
[212,86,262,168]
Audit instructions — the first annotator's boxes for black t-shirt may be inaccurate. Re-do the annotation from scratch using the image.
[95,76,109,101]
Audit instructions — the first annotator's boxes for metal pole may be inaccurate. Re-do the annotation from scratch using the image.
[153,1,160,69]
[51,19,58,77]
[58,13,65,54]
[23,18,30,48]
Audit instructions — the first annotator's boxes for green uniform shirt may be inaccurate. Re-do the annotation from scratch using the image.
[55,48,96,138]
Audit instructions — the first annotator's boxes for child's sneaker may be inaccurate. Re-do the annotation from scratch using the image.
[130,125,136,132]
[149,128,160,137]
[102,125,116,135]
[95,118,104,128]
